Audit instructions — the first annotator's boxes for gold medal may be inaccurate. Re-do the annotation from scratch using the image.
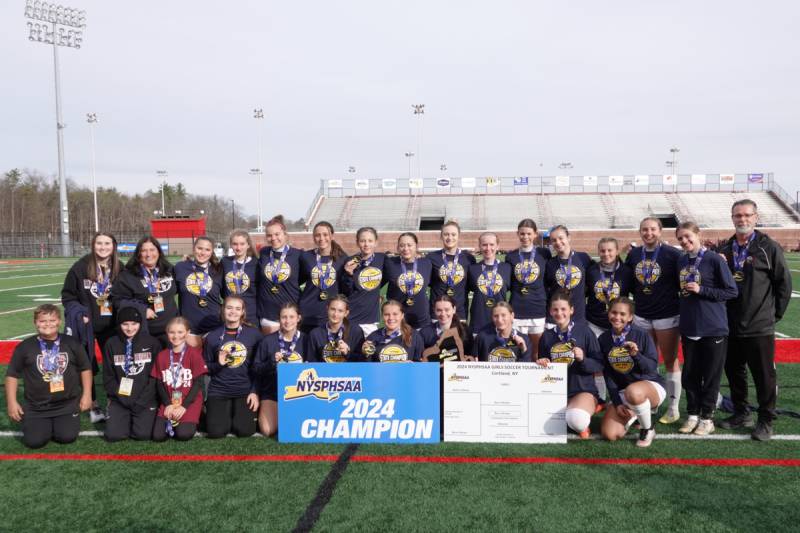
[270,285,280,294]
[642,286,653,295]
[362,341,376,356]
[446,288,455,296]
[520,287,529,295]
[198,298,208,308]
[319,291,328,301]
[147,294,155,303]
[405,297,415,306]
[733,271,745,282]
[486,298,495,308]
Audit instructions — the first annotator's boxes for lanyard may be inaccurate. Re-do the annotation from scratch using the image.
[558,251,574,288]
[219,325,243,344]
[495,328,519,348]
[482,261,499,299]
[611,324,631,347]
[141,266,159,295]
[360,253,375,268]
[232,259,246,293]
[556,321,575,345]
[379,328,402,345]
[441,249,461,288]
[37,336,61,373]
[401,259,418,297]
[600,262,618,302]
[96,265,110,296]
[269,246,289,284]
[518,249,536,284]
[327,324,344,344]
[686,248,706,283]
[732,233,755,272]
[641,245,660,286]
[315,251,334,289]
[278,331,300,356]
[123,339,133,375]
[168,346,187,388]
[192,262,209,297]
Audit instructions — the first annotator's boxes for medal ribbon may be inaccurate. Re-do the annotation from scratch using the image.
[327,324,344,345]
[360,253,374,268]
[482,261,499,299]
[559,252,574,288]
[38,336,62,375]
[557,321,575,345]
[141,266,159,296]
[232,259,246,294]
[641,245,660,288]
[219,325,243,344]
[193,263,209,298]
[732,233,756,272]
[379,328,402,345]
[518,249,536,284]
[168,346,187,389]
[442,249,461,289]
[495,328,519,348]
[123,339,133,375]
[601,262,617,303]
[96,265,110,297]
[278,331,300,357]
[611,323,631,347]
[315,252,333,290]
[686,247,706,283]
[401,259,418,299]
[269,246,289,285]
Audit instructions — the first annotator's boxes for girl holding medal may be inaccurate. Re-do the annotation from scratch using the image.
[254,302,310,436]
[61,231,122,422]
[257,215,303,335]
[221,229,259,324]
[6,305,93,448]
[102,306,159,442]
[384,232,433,329]
[419,295,473,364]
[599,298,666,448]
[585,238,634,337]
[537,290,604,439]
[340,227,387,336]
[468,232,512,334]
[111,236,178,349]
[675,222,737,435]
[151,317,208,442]
[308,295,366,362]
[203,296,262,438]
[475,302,531,362]
[505,219,551,358]
[362,300,424,362]
[426,220,476,319]
[175,236,224,346]
[544,225,594,323]
[299,221,348,334]
[624,217,683,424]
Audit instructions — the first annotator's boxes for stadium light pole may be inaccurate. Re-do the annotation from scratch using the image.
[558,162,573,171]
[25,1,87,256]
[156,170,168,216]
[348,166,356,174]
[412,104,424,181]
[669,147,680,178]
[254,108,264,229]
[86,112,99,232]
[405,151,415,181]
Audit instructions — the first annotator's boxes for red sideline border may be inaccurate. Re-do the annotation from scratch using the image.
[2,339,799,364]
[0,453,798,467]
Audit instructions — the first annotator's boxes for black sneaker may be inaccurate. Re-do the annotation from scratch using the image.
[718,412,754,430]
[751,420,773,442]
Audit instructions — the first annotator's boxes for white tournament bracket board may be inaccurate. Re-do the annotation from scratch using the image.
[443,361,567,443]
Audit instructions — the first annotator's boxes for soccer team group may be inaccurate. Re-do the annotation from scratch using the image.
[5,199,792,448]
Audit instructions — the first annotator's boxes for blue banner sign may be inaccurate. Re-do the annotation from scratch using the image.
[278,363,440,443]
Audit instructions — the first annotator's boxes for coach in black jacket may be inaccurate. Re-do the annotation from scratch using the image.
[719,199,792,441]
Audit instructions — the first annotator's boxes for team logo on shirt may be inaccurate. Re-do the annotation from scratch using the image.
[113,351,152,375]
[488,347,516,362]
[311,264,337,289]
[477,272,504,296]
[283,368,362,402]
[225,271,251,293]
[139,276,173,293]
[264,262,291,283]
[185,272,214,296]
[220,341,247,368]
[438,263,465,285]
[322,342,347,363]
[37,352,69,381]
[161,365,193,388]
[634,260,661,284]
[608,346,634,374]
[379,344,409,363]
[555,266,582,289]
[397,272,424,296]
[514,261,540,284]
[550,342,575,365]
[358,267,383,291]
[593,280,621,303]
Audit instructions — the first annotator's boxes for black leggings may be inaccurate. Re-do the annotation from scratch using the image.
[681,336,727,419]
[205,397,258,438]
[21,411,80,449]
[152,417,197,442]
[104,400,157,441]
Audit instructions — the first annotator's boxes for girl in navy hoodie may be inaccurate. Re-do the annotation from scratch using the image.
[675,222,738,436]
[174,236,224,346]
[221,229,259,323]
[257,215,303,335]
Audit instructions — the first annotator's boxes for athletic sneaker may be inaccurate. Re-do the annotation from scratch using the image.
[718,412,755,430]
[636,427,655,448]
[678,416,699,434]
[751,420,773,442]
[578,428,591,440]
[89,408,106,424]
[693,418,715,436]
[659,410,680,424]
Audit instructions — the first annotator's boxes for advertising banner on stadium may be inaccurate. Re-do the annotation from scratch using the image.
[691,174,707,185]
[748,173,764,183]
[381,178,397,189]
[461,177,476,188]
[409,178,423,189]
[513,176,528,185]
[278,364,440,443]
[443,361,567,443]
[720,174,735,184]
[583,175,598,186]
[355,179,369,189]
[634,175,649,186]
[436,178,451,188]
[486,177,500,187]
[555,175,570,187]
[662,174,677,186]
[608,175,624,186]
[328,179,343,188]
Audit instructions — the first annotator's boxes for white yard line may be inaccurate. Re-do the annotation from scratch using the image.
[775,332,789,338]
[0,273,65,281]
[0,283,62,293]
[0,303,61,316]
[6,332,35,340]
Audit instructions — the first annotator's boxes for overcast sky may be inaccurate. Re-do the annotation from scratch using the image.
[2,1,798,220]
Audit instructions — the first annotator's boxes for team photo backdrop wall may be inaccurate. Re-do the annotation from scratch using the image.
[278,363,440,443]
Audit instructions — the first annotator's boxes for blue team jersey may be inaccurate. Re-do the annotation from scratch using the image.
[384,256,433,328]
[505,247,551,320]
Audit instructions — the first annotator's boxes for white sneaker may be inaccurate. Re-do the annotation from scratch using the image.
[636,427,655,448]
[694,418,715,436]
[678,415,699,434]
[659,409,680,424]
[89,408,106,423]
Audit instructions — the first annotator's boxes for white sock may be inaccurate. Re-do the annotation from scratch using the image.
[716,392,723,408]
[630,399,652,430]
[594,374,607,402]
[666,371,682,412]
[565,408,591,433]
